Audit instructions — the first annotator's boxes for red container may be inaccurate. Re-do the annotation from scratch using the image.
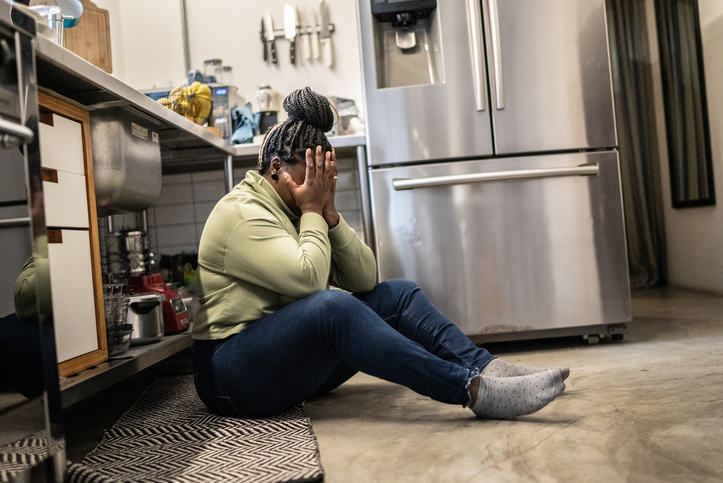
[127,274,190,334]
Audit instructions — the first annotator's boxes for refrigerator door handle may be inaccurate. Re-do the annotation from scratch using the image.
[392,164,600,190]
[488,0,504,110]
[466,0,486,112]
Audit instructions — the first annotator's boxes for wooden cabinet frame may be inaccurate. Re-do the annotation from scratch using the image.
[39,91,107,377]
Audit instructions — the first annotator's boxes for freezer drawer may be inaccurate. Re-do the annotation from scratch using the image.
[369,151,631,337]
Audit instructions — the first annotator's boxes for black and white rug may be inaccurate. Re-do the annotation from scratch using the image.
[0,431,48,483]
[67,375,324,483]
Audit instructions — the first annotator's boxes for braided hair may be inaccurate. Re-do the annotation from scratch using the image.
[258,87,336,174]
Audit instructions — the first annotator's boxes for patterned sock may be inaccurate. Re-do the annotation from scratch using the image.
[481,358,570,381]
[470,369,565,419]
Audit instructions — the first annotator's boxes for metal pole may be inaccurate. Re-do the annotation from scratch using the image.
[180,0,192,74]
[355,145,374,250]
[136,210,149,233]
[224,154,234,193]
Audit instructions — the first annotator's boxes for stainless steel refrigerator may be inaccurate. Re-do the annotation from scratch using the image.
[357,0,631,342]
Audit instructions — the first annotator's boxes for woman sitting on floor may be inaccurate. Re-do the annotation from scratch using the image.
[192,86,568,420]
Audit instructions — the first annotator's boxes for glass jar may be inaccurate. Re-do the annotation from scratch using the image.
[256,84,272,111]
[219,66,234,86]
[203,58,222,83]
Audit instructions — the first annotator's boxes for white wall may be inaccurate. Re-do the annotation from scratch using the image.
[94,0,364,109]
[94,0,187,89]
[647,0,723,294]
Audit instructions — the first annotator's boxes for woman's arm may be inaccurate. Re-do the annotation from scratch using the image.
[328,216,377,293]
[220,210,333,300]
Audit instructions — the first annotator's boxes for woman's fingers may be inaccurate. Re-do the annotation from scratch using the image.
[282,171,298,190]
[305,148,315,180]
[330,149,337,181]
[315,145,324,174]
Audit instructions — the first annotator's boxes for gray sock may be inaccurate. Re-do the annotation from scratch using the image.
[470,369,565,419]
[481,358,570,381]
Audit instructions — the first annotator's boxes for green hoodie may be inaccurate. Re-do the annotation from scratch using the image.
[192,170,377,340]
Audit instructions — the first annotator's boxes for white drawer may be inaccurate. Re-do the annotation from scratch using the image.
[47,229,99,363]
[39,114,85,175]
[43,169,89,228]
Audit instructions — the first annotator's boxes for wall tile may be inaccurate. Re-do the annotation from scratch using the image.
[194,201,218,225]
[192,180,226,203]
[162,173,192,185]
[192,170,225,182]
[335,191,361,211]
[154,203,196,227]
[336,156,357,170]
[336,170,359,191]
[155,224,198,251]
[158,183,195,206]
[195,222,208,243]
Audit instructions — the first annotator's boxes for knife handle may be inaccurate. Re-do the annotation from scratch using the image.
[271,40,278,64]
[290,40,296,65]
[321,37,333,67]
[302,33,311,60]
[263,38,268,62]
[311,31,320,59]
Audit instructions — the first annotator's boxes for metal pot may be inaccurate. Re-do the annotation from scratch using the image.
[125,293,165,346]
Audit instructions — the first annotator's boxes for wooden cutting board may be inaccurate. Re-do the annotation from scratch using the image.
[63,0,112,73]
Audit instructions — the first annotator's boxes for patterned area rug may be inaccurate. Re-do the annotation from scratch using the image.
[67,375,324,483]
[0,431,48,483]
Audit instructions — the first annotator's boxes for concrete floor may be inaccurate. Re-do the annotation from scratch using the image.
[304,288,723,482]
[65,288,723,482]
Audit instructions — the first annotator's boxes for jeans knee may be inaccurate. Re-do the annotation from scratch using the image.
[310,289,362,315]
[379,279,419,298]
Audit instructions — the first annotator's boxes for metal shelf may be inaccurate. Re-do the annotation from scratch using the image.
[59,332,192,409]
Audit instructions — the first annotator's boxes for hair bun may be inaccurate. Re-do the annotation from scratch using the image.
[283,87,334,133]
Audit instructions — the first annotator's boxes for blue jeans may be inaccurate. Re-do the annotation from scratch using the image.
[193,279,494,417]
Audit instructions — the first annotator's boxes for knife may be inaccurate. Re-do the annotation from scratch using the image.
[260,17,267,62]
[264,13,277,64]
[301,6,311,61]
[284,4,297,65]
[310,8,320,59]
[319,1,333,67]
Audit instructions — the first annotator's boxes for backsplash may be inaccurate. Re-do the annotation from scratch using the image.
[101,156,364,260]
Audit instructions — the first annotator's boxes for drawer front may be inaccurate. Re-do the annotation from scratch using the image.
[39,113,85,175]
[43,169,89,228]
[48,229,99,363]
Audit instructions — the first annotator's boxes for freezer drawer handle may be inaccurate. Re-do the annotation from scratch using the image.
[392,164,600,191]
[0,118,34,147]
[488,0,504,110]
[466,0,486,112]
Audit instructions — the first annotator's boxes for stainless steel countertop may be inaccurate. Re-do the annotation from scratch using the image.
[229,133,368,158]
[59,331,193,409]
[34,35,365,159]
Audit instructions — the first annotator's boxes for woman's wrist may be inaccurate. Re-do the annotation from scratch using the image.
[324,210,340,228]
[301,208,325,218]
